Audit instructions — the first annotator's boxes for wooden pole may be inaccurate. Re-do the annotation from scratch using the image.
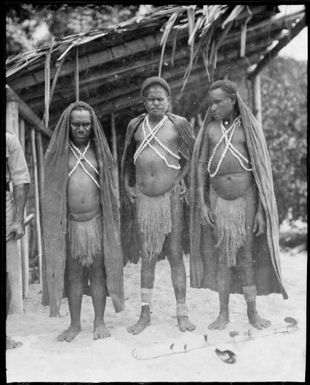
[248,15,306,79]
[110,113,119,201]
[251,74,262,126]
[31,128,43,285]
[6,94,23,314]
[36,131,48,302]
[74,47,80,102]
[6,85,52,138]
[19,118,30,298]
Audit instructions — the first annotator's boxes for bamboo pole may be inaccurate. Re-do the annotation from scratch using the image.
[74,47,80,102]
[6,94,23,314]
[110,112,120,201]
[36,130,48,303]
[19,118,30,298]
[31,128,43,285]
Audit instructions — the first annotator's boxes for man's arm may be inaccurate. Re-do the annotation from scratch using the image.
[10,183,30,239]
[123,134,137,204]
[253,198,266,237]
[197,129,215,226]
[124,167,136,204]
[6,132,31,239]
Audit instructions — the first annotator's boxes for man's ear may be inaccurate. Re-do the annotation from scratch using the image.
[231,93,237,106]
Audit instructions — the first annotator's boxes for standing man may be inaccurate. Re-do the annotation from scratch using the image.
[121,76,196,334]
[42,101,124,342]
[6,129,31,349]
[190,79,287,330]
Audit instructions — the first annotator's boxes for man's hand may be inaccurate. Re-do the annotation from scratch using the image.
[253,210,265,237]
[8,219,25,240]
[200,203,215,227]
[125,185,137,204]
[178,177,187,198]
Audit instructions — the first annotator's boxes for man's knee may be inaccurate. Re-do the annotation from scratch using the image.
[237,253,255,286]
[168,250,184,270]
[66,258,84,284]
[90,256,106,279]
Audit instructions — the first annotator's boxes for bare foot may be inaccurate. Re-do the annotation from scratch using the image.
[208,313,230,330]
[93,321,111,340]
[127,305,151,335]
[6,336,22,349]
[177,316,196,332]
[57,325,81,342]
[249,313,271,330]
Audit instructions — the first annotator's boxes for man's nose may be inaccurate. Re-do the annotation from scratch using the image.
[211,104,216,111]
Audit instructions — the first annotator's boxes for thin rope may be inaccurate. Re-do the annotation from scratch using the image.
[207,116,252,177]
[134,115,181,170]
[68,140,100,188]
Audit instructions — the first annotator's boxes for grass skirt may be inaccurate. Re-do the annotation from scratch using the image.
[68,209,102,267]
[136,185,180,260]
[213,189,247,267]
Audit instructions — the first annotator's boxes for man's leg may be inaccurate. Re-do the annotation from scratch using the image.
[57,255,83,342]
[127,255,156,335]
[208,262,232,330]
[208,185,231,330]
[6,272,22,349]
[90,252,110,339]
[238,187,271,330]
[167,191,195,332]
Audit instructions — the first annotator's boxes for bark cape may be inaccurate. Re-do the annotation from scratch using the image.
[42,101,124,316]
[189,94,288,299]
[120,112,195,264]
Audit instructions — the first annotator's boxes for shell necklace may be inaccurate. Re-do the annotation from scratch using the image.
[207,116,252,177]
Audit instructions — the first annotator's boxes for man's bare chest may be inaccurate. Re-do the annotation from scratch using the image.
[68,147,98,174]
[134,119,179,147]
[209,124,247,151]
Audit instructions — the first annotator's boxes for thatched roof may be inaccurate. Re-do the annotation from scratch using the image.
[6,5,305,132]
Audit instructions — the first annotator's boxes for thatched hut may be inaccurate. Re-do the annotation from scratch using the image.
[5,4,306,311]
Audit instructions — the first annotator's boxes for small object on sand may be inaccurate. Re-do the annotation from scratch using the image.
[215,348,236,364]
[284,317,298,326]
[229,330,240,351]
[203,334,208,343]
[170,343,175,351]
[229,330,239,338]
[246,329,253,339]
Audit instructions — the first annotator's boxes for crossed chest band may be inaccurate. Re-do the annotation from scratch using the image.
[68,140,100,189]
[207,116,252,177]
[133,115,181,170]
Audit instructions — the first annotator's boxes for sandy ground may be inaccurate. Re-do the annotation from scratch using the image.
[6,246,306,382]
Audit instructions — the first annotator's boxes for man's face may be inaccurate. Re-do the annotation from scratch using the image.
[70,109,92,146]
[144,85,169,119]
[209,88,236,121]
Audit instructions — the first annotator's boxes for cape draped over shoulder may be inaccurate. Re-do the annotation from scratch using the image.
[189,95,288,299]
[42,101,124,316]
[120,112,195,264]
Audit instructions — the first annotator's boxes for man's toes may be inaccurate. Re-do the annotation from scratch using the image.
[127,324,136,333]
[263,320,271,328]
[132,324,145,335]
[57,333,66,342]
[66,334,75,342]
[208,323,217,330]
